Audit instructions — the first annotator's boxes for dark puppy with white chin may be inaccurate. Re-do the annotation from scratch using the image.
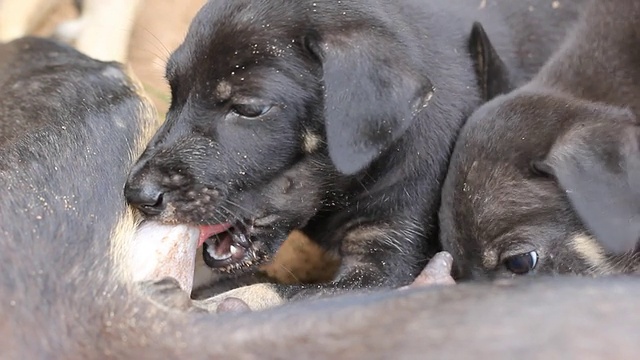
[440,0,640,280]
[125,0,582,304]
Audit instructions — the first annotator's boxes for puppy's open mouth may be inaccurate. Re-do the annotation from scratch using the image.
[128,219,270,296]
[198,223,263,273]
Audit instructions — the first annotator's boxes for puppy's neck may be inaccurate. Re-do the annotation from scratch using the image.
[533,0,640,110]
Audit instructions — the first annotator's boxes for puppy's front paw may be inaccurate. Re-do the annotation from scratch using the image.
[402,251,456,289]
[193,283,286,312]
[136,277,207,313]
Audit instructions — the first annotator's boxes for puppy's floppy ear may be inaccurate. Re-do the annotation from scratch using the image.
[541,109,640,254]
[468,22,513,101]
[308,33,434,175]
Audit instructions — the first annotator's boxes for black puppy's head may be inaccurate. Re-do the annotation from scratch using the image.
[124,0,433,274]
[440,87,640,280]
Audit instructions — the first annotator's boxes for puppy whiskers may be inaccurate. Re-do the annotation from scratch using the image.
[140,27,172,60]
[224,199,254,218]
[211,208,229,225]
[276,263,300,283]
[218,203,247,228]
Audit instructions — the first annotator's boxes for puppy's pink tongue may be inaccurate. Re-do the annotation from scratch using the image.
[197,223,233,247]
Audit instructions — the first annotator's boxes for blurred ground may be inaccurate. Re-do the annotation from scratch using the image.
[34,0,207,116]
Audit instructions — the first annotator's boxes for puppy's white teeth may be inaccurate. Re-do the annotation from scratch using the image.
[213,252,232,261]
[205,238,216,247]
[230,245,240,256]
[206,244,231,261]
[233,233,251,248]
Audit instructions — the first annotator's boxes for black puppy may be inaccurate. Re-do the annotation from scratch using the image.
[124,0,582,303]
[439,0,640,280]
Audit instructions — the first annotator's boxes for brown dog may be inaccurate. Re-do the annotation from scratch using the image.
[439,0,640,280]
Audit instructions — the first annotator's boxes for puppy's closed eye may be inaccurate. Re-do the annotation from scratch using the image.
[231,103,273,118]
[502,250,539,275]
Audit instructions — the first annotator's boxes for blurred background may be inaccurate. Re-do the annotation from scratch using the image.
[24,0,207,115]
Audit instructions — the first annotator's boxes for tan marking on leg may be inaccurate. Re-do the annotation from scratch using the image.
[260,230,340,284]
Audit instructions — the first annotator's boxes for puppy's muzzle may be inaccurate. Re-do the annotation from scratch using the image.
[125,179,166,215]
[125,160,166,216]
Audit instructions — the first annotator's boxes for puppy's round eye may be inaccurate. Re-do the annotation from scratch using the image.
[530,160,553,178]
[503,251,538,275]
[231,104,272,118]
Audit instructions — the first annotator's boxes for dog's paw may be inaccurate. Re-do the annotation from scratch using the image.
[193,283,286,312]
[402,251,456,289]
[136,277,207,313]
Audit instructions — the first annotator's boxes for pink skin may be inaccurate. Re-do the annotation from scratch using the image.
[197,223,232,247]
[402,251,456,289]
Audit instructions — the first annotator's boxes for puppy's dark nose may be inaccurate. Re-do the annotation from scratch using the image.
[124,181,166,216]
